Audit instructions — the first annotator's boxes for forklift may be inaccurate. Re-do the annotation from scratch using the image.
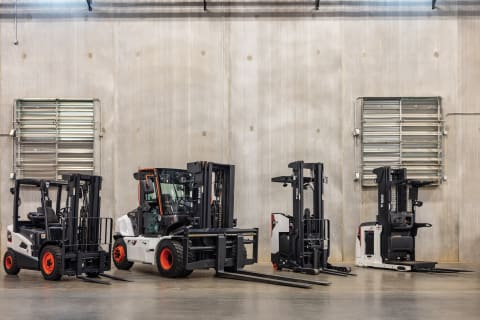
[3,174,124,284]
[355,166,470,273]
[113,161,330,288]
[271,161,353,276]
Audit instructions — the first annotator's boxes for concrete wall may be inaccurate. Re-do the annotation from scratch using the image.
[0,1,479,263]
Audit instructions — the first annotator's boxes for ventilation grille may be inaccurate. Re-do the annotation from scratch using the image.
[14,99,95,179]
[360,97,443,186]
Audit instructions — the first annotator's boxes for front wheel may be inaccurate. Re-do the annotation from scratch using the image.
[3,250,20,275]
[40,245,63,281]
[155,240,190,278]
[112,238,134,270]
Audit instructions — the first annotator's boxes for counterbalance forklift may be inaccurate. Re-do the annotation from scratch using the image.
[271,161,353,276]
[113,161,329,288]
[355,166,469,273]
[3,174,124,284]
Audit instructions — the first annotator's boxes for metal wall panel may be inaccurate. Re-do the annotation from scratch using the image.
[358,97,443,186]
[14,99,95,179]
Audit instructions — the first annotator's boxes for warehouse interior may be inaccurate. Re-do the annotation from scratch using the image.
[0,1,479,319]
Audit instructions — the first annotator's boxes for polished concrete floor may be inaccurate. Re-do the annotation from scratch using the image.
[0,263,479,320]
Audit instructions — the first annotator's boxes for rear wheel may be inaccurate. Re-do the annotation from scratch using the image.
[112,238,134,270]
[40,246,62,281]
[3,250,20,275]
[155,240,191,278]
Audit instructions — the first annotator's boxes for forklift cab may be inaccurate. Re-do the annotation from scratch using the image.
[10,179,65,236]
[131,168,194,236]
[136,169,193,214]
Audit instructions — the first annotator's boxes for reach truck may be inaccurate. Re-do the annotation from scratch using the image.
[3,174,125,284]
[355,166,470,273]
[113,161,330,288]
[271,161,353,276]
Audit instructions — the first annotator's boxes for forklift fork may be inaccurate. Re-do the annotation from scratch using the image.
[77,273,131,285]
[77,275,111,285]
[214,233,330,288]
[216,270,330,289]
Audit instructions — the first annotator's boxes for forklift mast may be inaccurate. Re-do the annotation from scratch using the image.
[272,161,327,267]
[187,161,235,229]
[64,174,103,254]
[271,161,351,276]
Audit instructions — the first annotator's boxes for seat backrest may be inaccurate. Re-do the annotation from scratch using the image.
[37,206,59,224]
[161,194,173,214]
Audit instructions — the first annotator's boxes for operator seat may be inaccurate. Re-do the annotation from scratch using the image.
[27,201,59,227]
[161,194,174,215]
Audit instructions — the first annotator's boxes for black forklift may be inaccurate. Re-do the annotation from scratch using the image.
[355,166,470,273]
[271,161,353,276]
[3,174,124,284]
[113,161,330,288]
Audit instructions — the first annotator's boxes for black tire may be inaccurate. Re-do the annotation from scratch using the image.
[225,244,247,272]
[40,245,63,281]
[112,238,134,270]
[155,239,191,278]
[3,250,20,275]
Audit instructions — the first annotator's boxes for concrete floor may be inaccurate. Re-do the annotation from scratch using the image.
[0,263,479,320]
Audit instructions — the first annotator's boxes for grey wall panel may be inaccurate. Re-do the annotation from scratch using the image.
[0,6,479,262]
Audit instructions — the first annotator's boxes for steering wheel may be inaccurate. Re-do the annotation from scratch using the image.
[57,208,68,220]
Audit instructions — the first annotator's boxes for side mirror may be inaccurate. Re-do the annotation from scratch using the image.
[10,187,15,195]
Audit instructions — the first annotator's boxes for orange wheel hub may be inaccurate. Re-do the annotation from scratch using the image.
[113,245,126,263]
[159,248,173,271]
[42,252,55,275]
[5,255,13,270]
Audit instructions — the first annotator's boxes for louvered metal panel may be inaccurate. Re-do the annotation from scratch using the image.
[14,99,96,179]
[359,97,443,186]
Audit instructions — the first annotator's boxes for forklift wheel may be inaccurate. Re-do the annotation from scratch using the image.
[40,246,63,281]
[3,251,20,275]
[112,238,134,270]
[112,238,133,270]
[155,240,190,278]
